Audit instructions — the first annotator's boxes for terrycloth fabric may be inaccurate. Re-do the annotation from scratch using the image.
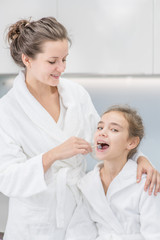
[65,160,160,240]
[0,71,100,240]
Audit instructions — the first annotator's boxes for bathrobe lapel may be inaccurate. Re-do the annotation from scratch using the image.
[79,166,125,233]
[79,160,137,234]
[13,71,84,143]
[106,160,137,201]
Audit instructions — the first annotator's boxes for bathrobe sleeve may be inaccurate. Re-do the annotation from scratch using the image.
[0,127,47,198]
[139,179,160,240]
[77,83,100,144]
[131,149,145,162]
[65,197,97,240]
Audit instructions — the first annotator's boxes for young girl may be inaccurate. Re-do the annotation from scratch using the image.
[65,105,160,240]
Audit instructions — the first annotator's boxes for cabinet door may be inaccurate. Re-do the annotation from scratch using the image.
[58,0,153,74]
[154,0,160,74]
[0,0,57,74]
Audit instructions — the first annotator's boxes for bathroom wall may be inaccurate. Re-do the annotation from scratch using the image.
[0,0,160,74]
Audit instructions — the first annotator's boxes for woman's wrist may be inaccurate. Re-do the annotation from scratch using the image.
[42,148,57,173]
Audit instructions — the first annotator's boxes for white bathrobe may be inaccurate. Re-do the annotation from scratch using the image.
[65,160,160,240]
[0,71,100,240]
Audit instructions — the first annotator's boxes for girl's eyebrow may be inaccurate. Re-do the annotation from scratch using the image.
[97,121,104,125]
[109,122,123,129]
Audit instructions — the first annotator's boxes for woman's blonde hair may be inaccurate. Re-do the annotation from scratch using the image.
[103,105,144,159]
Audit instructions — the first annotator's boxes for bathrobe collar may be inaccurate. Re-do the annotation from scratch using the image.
[78,160,138,234]
[13,71,84,143]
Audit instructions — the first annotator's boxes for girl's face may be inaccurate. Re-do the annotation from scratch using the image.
[94,111,133,162]
[25,39,68,87]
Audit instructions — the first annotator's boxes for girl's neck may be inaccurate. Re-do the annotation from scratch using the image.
[100,156,127,194]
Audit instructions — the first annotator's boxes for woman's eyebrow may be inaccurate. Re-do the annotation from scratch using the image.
[49,54,69,59]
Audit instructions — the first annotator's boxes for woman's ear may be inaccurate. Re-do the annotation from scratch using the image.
[127,136,140,150]
[22,53,31,67]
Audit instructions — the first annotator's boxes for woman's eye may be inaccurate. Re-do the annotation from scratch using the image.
[62,59,66,62]
[48,61,56,64]
[97,126,103,130]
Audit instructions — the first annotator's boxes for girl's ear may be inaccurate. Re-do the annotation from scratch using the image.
[21,53,31,67]
[127,136,140,150]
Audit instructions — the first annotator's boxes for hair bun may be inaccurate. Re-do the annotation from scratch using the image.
[8,19,30,41]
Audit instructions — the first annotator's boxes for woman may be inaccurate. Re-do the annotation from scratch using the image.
[0,17,159,240]
[65,105,160,240]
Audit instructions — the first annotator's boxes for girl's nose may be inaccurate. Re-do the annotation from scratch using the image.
[99,129,108,137]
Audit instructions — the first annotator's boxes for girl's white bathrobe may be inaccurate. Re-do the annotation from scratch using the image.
[0,71,100,240]
[65,160,160,240]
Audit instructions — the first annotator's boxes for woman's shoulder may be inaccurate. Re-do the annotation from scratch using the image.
[60,78,90,97]
[0,88,15,111]
[0,88,18,127]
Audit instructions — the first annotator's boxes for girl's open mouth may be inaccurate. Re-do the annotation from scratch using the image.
[97,141,109,150]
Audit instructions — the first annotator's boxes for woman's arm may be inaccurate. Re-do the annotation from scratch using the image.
[0,127,47,197]
[131,150,160,196]
[137,156,160,196]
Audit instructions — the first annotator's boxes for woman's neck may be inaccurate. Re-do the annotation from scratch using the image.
[25,71,57,99]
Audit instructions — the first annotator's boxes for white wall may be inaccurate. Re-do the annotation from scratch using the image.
[0,0,160,74]
[58,0,153,74]
[154,0,160,73]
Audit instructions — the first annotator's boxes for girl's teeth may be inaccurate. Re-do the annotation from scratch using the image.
[98,145,102,149]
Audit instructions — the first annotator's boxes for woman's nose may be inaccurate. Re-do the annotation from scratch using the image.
[56,61,66,73]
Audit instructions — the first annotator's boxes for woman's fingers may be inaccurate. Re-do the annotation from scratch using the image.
[144,168,153,192]
[71,138,92,153]
[154,172,160,196]
[55,136,92,160]
[148,170,157,195]
[136,165,142,183]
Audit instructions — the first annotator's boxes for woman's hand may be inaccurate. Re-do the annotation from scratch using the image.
[42,137,92,172]
[137,156,160,196]
[53,136,92,160]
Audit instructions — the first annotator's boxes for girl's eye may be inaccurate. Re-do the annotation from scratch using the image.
[97,126,103,130]
[111,128,118,132]
[62,59,66,62]
[48,61,56,64]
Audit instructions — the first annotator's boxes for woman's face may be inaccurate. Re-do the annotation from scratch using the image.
[26,39,68,87]
[94,111,131,162]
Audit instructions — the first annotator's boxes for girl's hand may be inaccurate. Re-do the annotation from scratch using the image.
[137,156,160,196]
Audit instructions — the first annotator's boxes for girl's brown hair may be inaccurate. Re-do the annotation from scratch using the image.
[103,105,144,159]
[7,17,71,68]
